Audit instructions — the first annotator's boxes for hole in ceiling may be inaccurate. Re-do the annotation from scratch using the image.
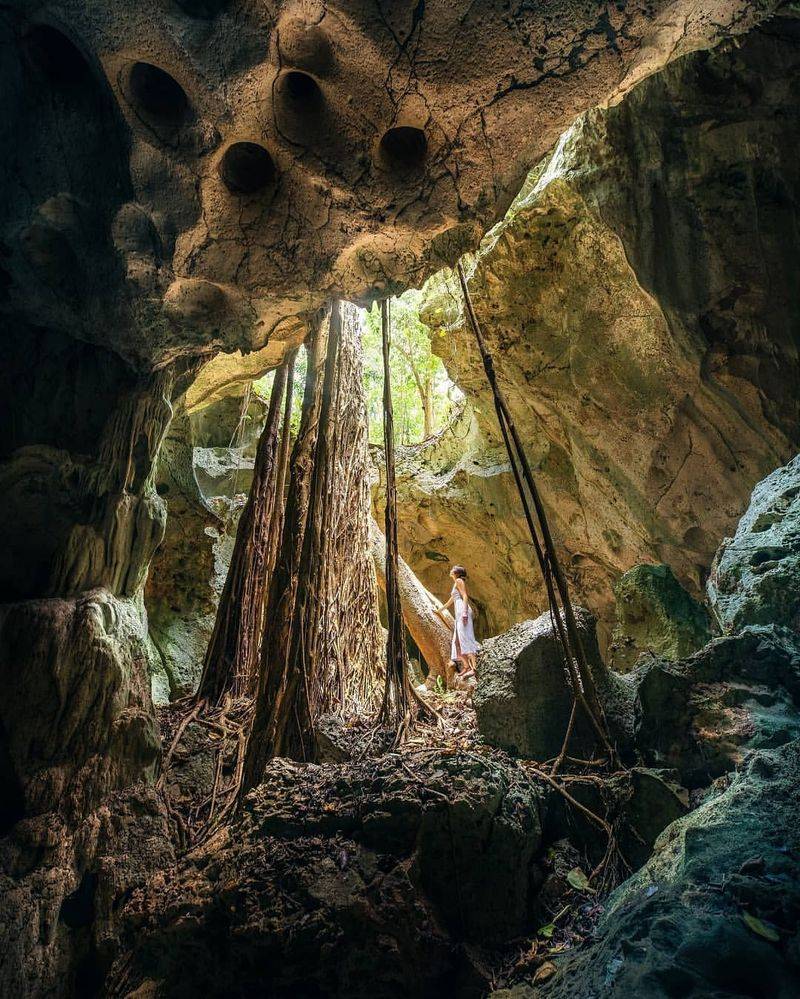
[379,126,428,172]
[127,62,189,123]
[22,25,92,86]
[219,142,277,194]
[280,70,323,109]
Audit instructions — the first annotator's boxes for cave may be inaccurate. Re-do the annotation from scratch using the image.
[2,2,800,997]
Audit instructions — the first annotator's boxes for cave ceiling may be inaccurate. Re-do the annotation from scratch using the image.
[0,0,779,370]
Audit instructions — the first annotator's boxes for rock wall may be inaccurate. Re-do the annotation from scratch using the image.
[418,17,800,639]
[144,394,268,701]
[507,455,800,998]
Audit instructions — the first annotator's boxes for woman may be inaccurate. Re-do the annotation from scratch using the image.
[436,565,480,677]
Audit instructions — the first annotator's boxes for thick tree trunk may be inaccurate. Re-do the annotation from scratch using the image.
[315,306,383,715]
[243,319,330,782]
[196,358,291,704]
[369,519,453,685]
[241,303,381,790]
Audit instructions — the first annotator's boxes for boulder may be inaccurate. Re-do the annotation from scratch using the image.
[533,741,800,998]
[634,626,800,789]
[474,608,617,761]
[709,453,800,636]
[0,588,161,819]
[610,563,711,672]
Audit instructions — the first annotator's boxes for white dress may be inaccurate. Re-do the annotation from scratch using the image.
[451,585,480,661]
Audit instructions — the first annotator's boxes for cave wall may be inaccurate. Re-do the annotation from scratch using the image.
[416,18,800,640]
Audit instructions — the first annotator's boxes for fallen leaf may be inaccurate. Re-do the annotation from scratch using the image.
[538,923,556,939]
[533,961,557,984]
[567,867,591,892]
[742,911,780,942]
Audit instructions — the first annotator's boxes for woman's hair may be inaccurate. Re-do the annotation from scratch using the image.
[451,565,467,579]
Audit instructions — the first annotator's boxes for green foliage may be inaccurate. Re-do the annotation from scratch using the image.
[252,346,308,434]
[363,290,454,444]
[252,291,455,447]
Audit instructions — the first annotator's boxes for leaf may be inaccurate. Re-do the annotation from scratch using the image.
[533,961,557,984]
[538,923,556,939]
[567,867,591,892]
[742,911,780,942]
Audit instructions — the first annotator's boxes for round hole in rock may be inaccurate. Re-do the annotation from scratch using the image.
[281,70,323,108]
[23,25,91,85]
[127,62,188,123]
[379,126,427,171]
[219,142,276,194]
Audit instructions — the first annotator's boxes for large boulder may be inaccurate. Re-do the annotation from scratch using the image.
[0,588,161,820]
[634,626,800,789]
[474,608,633,761]
[610,563,711,672]
[709,453,800,636]
[530,741,800,998]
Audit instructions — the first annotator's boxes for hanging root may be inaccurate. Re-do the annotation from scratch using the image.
[456,261,619,768]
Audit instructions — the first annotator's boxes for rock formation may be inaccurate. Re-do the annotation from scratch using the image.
[2,3,800,997]
[610,563,711,672]
[497,453,800,996]
[417,18,800,638]
[709,453,800,636]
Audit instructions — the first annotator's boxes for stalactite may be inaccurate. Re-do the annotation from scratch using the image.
[49,360,200,599]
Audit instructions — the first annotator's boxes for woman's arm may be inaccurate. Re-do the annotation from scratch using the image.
[436,594,455,616]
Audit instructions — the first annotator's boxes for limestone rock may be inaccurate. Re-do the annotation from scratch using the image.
[0,785,175,997]
[0,589,160,819]
[144,401,261,700]
[376,407,533,638]
[635,626,800,788]
[709,453,800,636]
[420,21,800,638]
[0,1,772,370]
[474,608,625,761]
[610,563,712,672]
[538,741,800,998]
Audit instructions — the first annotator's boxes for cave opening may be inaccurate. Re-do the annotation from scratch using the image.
[3,7,800,999]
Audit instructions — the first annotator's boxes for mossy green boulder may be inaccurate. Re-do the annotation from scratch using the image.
[611,563,711,672]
